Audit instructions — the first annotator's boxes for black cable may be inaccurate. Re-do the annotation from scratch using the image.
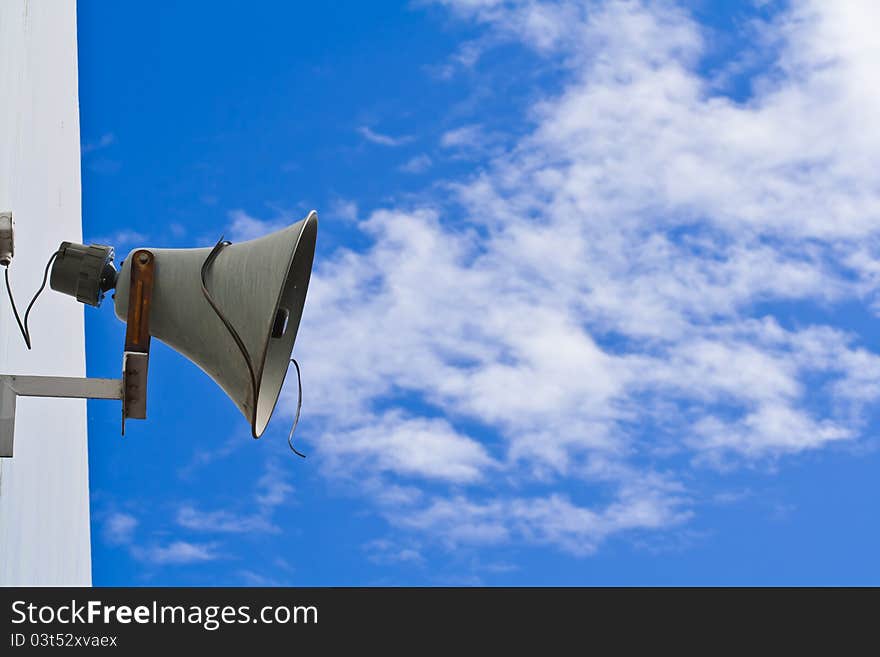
[3,250,60,350]
[4,266,28,348]
[287,358,305,457]
[200,238,261,438]
[201,238,307,456]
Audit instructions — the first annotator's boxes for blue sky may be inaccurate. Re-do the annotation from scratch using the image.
[78,0,880,585]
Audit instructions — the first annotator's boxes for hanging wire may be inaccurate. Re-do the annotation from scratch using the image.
[4,267,27,347]
[3,250,60,350]
[201,237,307,456]
[287,358,305,457]
[200,237,261,437]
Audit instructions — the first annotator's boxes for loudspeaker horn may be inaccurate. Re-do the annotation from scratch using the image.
[113,211,318,437]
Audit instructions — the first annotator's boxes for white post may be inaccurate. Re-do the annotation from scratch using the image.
[0,0,91,586]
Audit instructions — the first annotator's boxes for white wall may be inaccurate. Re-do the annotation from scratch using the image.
[0,1,91,585]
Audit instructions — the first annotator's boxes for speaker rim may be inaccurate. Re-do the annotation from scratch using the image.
[251,210,318,437]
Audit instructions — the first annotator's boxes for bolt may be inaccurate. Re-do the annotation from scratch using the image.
[137,252,150,264]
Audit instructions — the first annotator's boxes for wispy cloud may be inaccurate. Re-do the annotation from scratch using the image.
[132,541,221,565]
[440,124,483,148]
[82,132,116,153]
[101,511,221,565]
[89,229,149,248]
[364,539,425,566]
[225,209,288,241]
[99,458,293,568]
[178,434,241,479]
[176,506,279,534]
[328,199,359,223]
[358,126,413,147]
[117,1,880,573]
[102,512,138,546]
[399,154,433,173]
[173,458,292,538]
[321,412,496,483]
[282,0,880,558]
[223,207,315,242]
[254,459,294,510]
[237,570,284,586]
[429,39,489,79]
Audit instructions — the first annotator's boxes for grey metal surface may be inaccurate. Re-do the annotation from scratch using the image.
[114,211,318,437]
[0,381,15,457]
[0,211,13,266]
[122,351,149,422]
[5,376,122,398]
[49,242,116,307]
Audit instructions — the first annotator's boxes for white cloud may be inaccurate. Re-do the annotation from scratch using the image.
[508,487,688,556]
[430,0,588,55]
[384,468,689,556]
[439,124,500,157]
[253,1,880,558]
[393,496,510,547]
[321,412,496,483]
[364,539,425,566]
[223,208,318,243]
[225,209,287,241]
[132,541,220,565]
[440,124,483,148]
[176,505,279,534]
[90,229,149,248]
[82,132,115,153]
[358,126,413,147]
[174,458,292,536]
[254,458,294,509]
[329,199,359,222]
[104,458,292,570]
[399,154,433,173]
[237,570,283,586]
[102,512,137,546]
[101,510,219,565]
[178,434,242,479]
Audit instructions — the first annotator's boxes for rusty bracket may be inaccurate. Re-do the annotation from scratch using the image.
[121,249,155,434]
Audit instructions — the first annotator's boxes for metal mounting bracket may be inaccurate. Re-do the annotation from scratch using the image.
[121,249,154,434]
[0,375,123,458]
[0,236,156,457]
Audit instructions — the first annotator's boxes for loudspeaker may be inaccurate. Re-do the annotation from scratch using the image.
[113,211,318,437]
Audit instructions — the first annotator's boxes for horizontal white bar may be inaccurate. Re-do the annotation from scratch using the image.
[4,375,123,400]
